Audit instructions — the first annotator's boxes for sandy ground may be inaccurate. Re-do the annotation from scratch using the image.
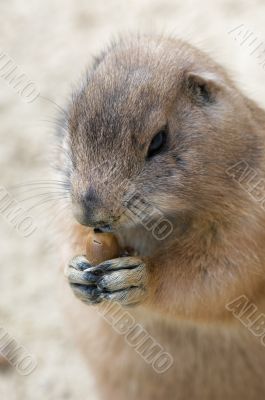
[1,0,265,399]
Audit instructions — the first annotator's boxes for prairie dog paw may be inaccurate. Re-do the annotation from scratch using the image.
[66,256,148,306]
[65,255,101,304]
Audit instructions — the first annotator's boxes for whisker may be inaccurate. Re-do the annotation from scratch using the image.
[25,195,69,212]
[11,188,69,198]
[36,195,71,213]
[39,95,69,120]
[40,118,69,133]
[17,191,70,203]
[10,186,69,194]
[52,148,74,166]
[37,198,71,220]
[44,203,72,229]
[9,180,69,191]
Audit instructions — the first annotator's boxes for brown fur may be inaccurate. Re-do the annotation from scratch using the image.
[57,35,265,399]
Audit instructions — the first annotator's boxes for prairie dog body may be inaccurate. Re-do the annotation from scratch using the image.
[59,35,265,399]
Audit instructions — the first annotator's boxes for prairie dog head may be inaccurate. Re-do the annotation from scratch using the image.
[61,35,261,239]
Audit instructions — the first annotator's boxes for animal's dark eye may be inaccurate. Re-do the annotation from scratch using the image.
[147,129,167,158]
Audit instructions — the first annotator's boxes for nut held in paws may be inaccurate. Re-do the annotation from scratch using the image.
[86,230,120,265]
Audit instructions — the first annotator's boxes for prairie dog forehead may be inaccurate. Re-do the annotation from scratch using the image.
[87,38,186,97]
[69,36,222,146]
[83,66,177,128]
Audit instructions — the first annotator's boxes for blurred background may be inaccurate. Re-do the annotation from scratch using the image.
[0,0,265,399]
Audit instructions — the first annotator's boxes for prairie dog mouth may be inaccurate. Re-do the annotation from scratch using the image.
[94,225,113,234]
[92,215,166,257]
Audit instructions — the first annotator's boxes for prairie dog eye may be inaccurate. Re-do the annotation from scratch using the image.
[147,128,167,158]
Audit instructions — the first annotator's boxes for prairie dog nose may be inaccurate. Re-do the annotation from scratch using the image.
[83,187,100,209]
[72,187,113,227]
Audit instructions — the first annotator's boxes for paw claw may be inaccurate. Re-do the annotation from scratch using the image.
[70,283,102,304]
[69,255,92,271]
[67,256,148,307]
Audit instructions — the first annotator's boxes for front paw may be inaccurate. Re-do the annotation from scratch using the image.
[65,255,148,306]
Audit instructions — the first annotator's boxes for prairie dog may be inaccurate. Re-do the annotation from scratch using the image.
[58,35,265,399]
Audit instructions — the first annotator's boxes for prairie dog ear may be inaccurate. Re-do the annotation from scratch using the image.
[185,71,224,104]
